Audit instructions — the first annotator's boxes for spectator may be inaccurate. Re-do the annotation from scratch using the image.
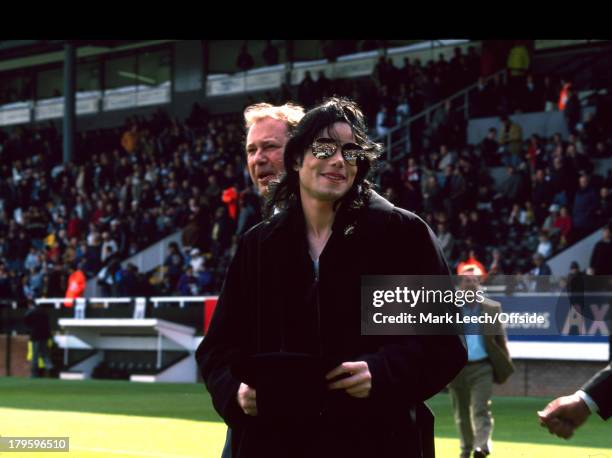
[589,224,612,276]
[121,124,139,154]
[542,75,558,111]
[375,105,394,138]
[100,231,118,264]
[163,242,184,292]
[177,265,198,296]
[558,78,572,111]
[532,169,553,225]
[24,301,54,378]
[64,261,86,307]
[298,71,316,109]
[236,42,255,72]
[480,127,499,166]
[530,253,552,292]
[262,40,279,66]
[572,175,599,241]
[519,73,543,113]
[564,88,582,135]
[554,206,573,248]
[595,187,612,226]
[536,231,553,258]
[498,115,523,165]
[498,166,527,207]
[456,249,488,279]
[314,71,332,103]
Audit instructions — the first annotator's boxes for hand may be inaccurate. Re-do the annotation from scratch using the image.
[236,382,257,416]
[326,361,372,399]
[537,394,591,439]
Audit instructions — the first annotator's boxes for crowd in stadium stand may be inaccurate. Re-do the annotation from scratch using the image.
[0,44,611,302]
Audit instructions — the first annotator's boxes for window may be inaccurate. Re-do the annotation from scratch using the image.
[0,70,35,104]
[104,55,137,90]
[137,49,171,87]
[36,67,64,99]
[77,59,101,92]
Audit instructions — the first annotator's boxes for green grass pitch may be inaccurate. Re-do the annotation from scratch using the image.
[0,377,609,457]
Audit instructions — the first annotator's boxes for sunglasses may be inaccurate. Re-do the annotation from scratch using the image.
[311,138,365,165]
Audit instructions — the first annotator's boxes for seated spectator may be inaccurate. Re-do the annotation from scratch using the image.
[530,253,552,292]
[480,127,499,166]
[177,265,198,296]
[542,204,561,237]
[521,201,536,226]
[536,231,553,258]
[553,206,572,248]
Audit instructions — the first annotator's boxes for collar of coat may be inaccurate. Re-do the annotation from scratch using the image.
[255,189,392,245]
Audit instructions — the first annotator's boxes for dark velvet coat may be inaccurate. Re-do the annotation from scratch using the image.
[196,191,467,457]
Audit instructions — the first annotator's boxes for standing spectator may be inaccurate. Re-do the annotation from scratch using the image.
[262,40,279,66]
[589,224,612,276]
[236,42,255,72]
[298,71,316,109]
[498,115,523,165]
[163,242,184,292]
[24,301,54,378]
[372,55,389,88]
[470,77,491,118]
[542,75,558,111]
[519,74,543,113]
[564,88,582,135]
[314,71,332,103]
[558,78,572,111]
[64,261,86,308]
[595,187,612,226]
[423,175,443,214]
[572,175,599,241]
[532,169,553,225]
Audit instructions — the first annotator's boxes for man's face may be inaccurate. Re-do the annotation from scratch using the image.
[297,123,358,204]
[246,117,288,195]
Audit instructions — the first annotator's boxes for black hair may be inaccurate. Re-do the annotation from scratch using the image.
[266,97,381,216]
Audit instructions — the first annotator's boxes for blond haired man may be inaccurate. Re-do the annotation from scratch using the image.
[244,102,304,196]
